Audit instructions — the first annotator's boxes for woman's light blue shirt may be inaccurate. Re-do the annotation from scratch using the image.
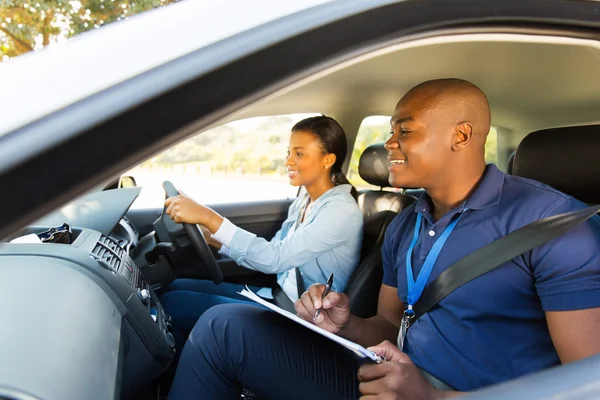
[215,184,363,298]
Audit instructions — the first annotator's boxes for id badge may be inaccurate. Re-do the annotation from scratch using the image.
[397,310,414,351]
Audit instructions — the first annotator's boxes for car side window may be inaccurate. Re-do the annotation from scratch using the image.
[126,114,318,209]
[347,116,395,191]
[485,126,499,165]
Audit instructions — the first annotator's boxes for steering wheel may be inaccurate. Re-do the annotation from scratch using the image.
[162,181,223,284]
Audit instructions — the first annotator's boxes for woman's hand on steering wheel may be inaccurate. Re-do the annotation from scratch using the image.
[164,191,224,233]
[162,181,224,284]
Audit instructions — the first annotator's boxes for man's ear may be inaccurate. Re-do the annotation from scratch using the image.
[452,122,474,151]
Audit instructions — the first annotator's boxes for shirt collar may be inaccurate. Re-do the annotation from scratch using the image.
[301,184,353,207]
[415,164,505,217]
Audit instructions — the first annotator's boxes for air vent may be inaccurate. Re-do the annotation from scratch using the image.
[91,235,124,271]
[122,217,138,236]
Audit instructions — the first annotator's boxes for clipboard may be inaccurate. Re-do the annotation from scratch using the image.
[239,286,384,363]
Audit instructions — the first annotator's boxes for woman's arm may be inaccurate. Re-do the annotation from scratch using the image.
[164,191,361,274]
[164,190,302,256]
[226,201,362,274]
[164,191,225,233]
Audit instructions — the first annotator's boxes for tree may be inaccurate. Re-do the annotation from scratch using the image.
[0,0,178,61]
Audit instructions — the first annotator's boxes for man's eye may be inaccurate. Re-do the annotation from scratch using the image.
[400,129,411,136]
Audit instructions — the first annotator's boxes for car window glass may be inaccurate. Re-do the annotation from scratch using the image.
[347,116,397,191]
[485,126,499,166]
[126,114,318,209]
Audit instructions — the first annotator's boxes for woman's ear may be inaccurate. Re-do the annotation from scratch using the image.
[325,153,337,169]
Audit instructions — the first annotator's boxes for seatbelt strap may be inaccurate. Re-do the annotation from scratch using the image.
[293,196,310,297]
[274,195,309,309]
[412,204,600,323]
[295,267,305,297]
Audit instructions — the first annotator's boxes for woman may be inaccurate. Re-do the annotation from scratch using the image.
[159,115,363,348]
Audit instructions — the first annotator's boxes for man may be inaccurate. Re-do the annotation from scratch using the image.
[168,79,600,399]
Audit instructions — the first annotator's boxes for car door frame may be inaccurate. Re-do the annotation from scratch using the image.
[4,0,600,240]
[3,0,600,396]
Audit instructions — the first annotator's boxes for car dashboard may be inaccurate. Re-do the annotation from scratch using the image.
[0,189,174,400]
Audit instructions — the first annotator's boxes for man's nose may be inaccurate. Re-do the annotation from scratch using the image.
[384,138,399,150]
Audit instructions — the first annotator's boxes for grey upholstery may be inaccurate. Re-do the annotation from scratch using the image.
[513,124,600,203]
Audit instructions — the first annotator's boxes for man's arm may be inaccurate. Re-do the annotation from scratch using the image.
[341,284,405,347]
[295,283,405,347]
[546,307,600,363]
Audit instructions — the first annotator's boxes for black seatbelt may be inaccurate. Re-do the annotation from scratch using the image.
[274,196,309,312]
[293,196,310,297]
[295,267,305,296]
[411,205,600,323]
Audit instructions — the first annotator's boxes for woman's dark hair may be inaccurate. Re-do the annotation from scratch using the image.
[291,115,358,200]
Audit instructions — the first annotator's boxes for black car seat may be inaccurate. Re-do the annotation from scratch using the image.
[345,143,417,318]
[513,125,600,204]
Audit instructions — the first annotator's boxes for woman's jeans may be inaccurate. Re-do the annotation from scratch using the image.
[158,279,267,353]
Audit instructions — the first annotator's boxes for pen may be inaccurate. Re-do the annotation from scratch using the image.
[314,273,334,320]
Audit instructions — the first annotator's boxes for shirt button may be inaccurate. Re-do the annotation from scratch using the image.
[428,230,435,237]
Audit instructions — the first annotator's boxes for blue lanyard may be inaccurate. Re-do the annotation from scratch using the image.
[405,209,468,314]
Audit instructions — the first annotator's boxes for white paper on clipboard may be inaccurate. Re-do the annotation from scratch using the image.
[238,286,383,363]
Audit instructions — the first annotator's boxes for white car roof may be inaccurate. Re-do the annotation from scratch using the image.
[0,0,336,136]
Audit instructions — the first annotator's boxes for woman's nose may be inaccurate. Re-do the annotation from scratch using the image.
[285,156,293,166]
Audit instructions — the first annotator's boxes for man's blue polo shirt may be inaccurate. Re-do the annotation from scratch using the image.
[382,164,600,391]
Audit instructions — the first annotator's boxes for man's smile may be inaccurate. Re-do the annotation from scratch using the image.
[388,159,406,165]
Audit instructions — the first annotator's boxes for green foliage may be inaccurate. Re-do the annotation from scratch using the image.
[484,126,498,165]
[151,115,295,175]
[141,114,501,184]
[0,0,178,60]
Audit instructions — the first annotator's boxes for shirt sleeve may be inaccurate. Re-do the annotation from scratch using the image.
[211,219,237,247]
[218,245,230,257]
[382,216,400,288]
[270,226,284,242]
[226,201,363,274]
[532,197,600,311]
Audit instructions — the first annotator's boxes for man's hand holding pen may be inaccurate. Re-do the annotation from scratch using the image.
[294,275,350,334]
[313,273,334,320]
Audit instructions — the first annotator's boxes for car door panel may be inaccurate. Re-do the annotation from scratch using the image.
[126,198,292,237]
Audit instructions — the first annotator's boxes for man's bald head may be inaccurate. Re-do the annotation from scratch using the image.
[399,78,491,143]
[386,78,491,191]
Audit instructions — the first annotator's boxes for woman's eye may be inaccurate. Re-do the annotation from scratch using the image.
[296,152,303,157]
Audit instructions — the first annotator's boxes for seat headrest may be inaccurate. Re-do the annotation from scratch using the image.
[358,143,391,188]
[507,151,516,175]
[513,124,600,204]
